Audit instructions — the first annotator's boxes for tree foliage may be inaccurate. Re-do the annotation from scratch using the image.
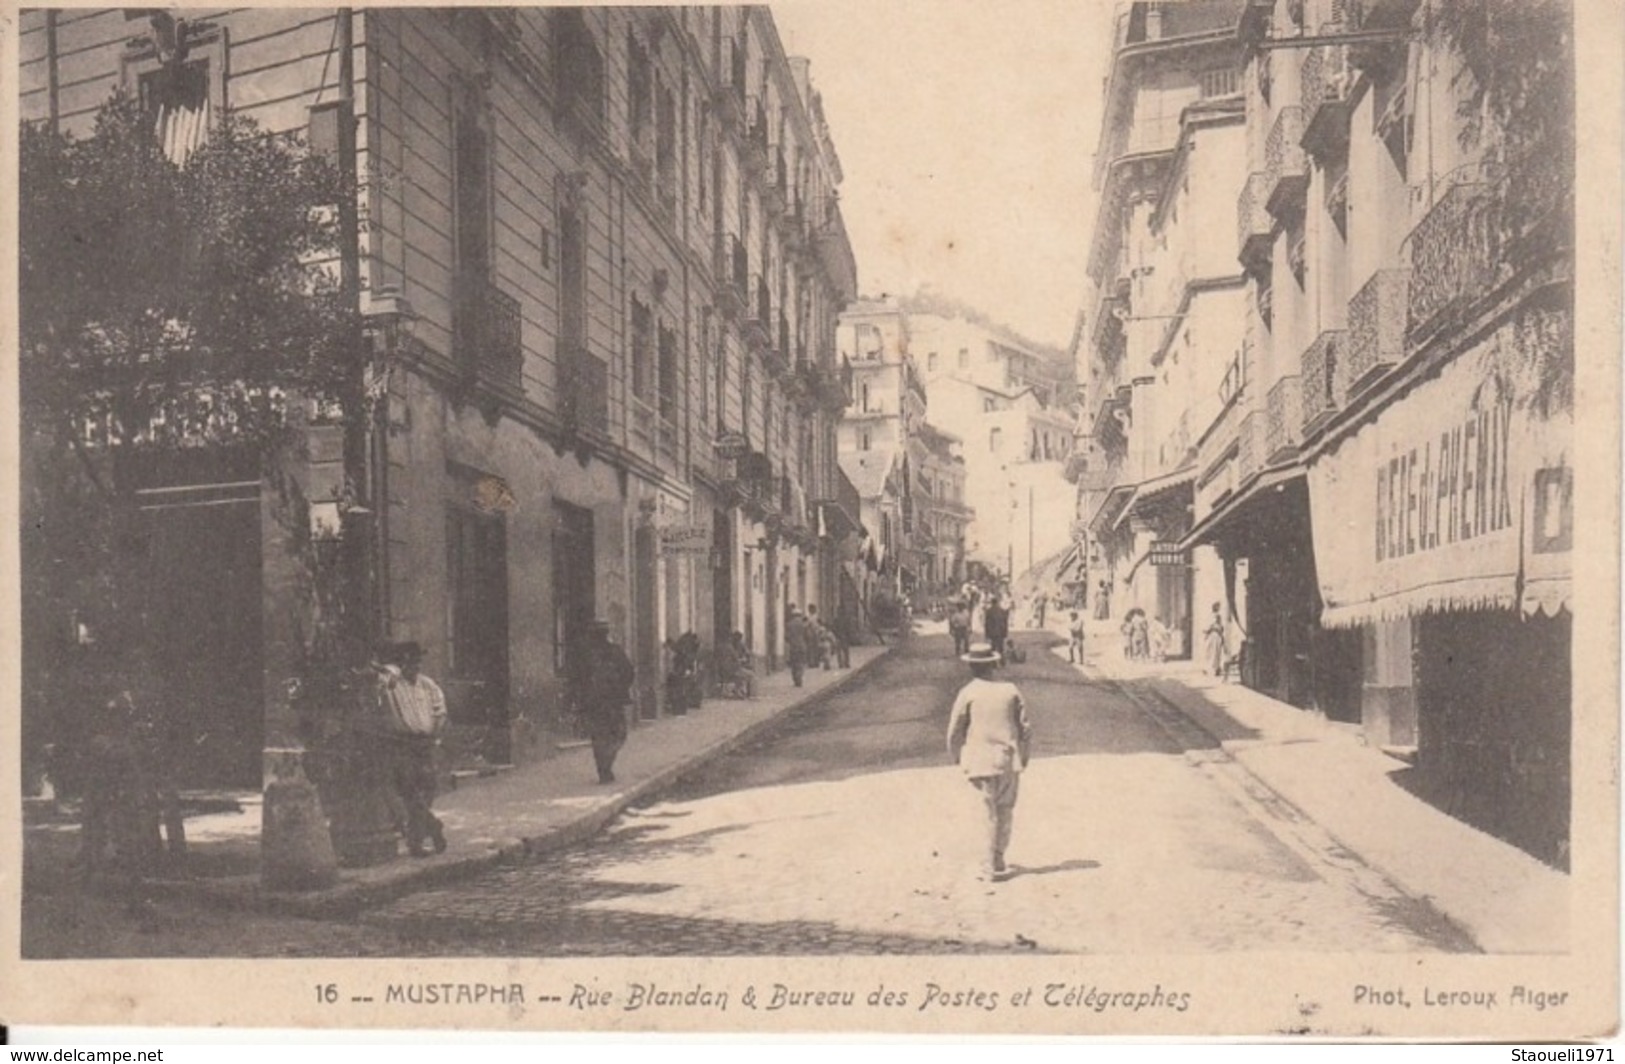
[20,93,360,789]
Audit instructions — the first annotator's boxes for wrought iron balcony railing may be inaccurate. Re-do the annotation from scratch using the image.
[1345,267,1409,395]
[1236,411,1265,484]
[1264,375,1302,462]
[557,344,608,435]
[1237,171,1274,271]
[1300,42,1353,158]
[455,276,523,388]
[1408,182,1498,344]
[1265,106,1309,218]
[1300,329,1347,434]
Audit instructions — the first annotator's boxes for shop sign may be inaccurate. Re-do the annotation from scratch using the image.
[714,431,749,459]
[1148,542,1188,567]
[1308,336,1571,628]
[659,524,712,555]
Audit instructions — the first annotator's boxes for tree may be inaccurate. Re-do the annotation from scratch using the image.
[19,93,358,810]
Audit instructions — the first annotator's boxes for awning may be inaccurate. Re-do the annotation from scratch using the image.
[1180,465,1305,551]
[1111,464,1198,532]
[1088,482,1136,536]
[816,499,862,540]
[1307,330,1571,628]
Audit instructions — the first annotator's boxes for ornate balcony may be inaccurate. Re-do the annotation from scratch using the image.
[1265,106,1308,218]
[455,276,523,389]
[1299,329,1347,435]
[1300,43,1353,159]
[1264,375,1302,463]
[1408,183,1498,344]
[557,344,608,435]
[1345,267,1409,395]
[1237,171,1274,271]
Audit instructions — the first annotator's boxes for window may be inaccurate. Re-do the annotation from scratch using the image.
[627,31,652,141]
[860,429,871,451]
[958,348,969,369]
[699,311,713,428]
[552,9,604,126]
[139,59,211,164]
[454,83,493,285]
[631,298,653,400]
[656,84,678,208]
[927,352,938,372]
[983,396,996,413]
[558,197,586,352]
[657,322,679,423]
[989,427,1003,454]
[1199,67,1239,99]
[860,382,870,411]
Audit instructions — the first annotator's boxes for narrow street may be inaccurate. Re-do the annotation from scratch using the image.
[363,633,1473,956]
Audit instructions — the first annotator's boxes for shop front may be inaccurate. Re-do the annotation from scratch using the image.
[1306,331,1573,868]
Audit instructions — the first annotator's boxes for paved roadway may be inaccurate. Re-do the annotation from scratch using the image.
[366,632,1474,955]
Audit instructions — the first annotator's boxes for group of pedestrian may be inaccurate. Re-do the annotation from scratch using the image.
[784,604,848,686]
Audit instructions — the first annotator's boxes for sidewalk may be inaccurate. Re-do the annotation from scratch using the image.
[1059,618,1569,954]
[26,644,892,919]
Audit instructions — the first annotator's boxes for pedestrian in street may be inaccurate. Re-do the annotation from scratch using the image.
[982,596,1010,665]
[1205,602,1228,678]
[948,599,972,657]
[831,607,853,669]
[579,620,635,784]
[946,641,1032,884]
[1068,611,1086,664]
[377,641,448,857]
[806,604,834,671]
[785,606,809,686]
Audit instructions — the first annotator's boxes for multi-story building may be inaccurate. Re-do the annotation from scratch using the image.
[1071,0,1248,661]
[20,8,859,808]
[1076,0,1574,868]
[909,309,1077,583]
[915,422,972,594]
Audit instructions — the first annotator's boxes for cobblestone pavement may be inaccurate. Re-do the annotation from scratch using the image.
[367,633,1475,956]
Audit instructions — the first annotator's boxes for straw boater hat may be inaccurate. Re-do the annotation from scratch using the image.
[961,641,1002,665]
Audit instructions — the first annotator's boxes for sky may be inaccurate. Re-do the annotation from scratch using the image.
[773,0,1117,350]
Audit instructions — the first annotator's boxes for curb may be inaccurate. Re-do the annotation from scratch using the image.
[150,646,899,920]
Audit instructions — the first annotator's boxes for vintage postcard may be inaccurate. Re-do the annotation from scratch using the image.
[2,0,1618,1042]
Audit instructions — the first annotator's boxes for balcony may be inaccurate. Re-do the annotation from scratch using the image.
[1408,182,1498,344]
[766,309,791,377]
[1265,106,1308,218]
[1300,43,1353,159]
[557,344,608,436]
[1237,171,1274,271]
[1299,329,1347,435]
[1346,267,1409,395]
[763,145,787,215]
[1264,375,1302,463]
[454,277,523,389]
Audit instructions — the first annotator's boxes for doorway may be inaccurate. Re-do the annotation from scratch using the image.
[447,506,510,740]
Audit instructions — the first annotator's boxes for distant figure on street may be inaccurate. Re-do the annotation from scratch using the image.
[785,606,809,687]
[1095,580,1111,621]
[831,607,853,669]
[378,641,448,857]
[982,597,1010,664]
[946,641,1032,884]
[664,631,702,715]
[806,604,834,670]
[1067,611,1086,664]
[579,621,635,784]
[718,630,755,698]
[1205,602,1228,678]
[948,600,973,657]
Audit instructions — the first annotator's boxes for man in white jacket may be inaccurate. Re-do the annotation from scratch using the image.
[946,641,1033,883]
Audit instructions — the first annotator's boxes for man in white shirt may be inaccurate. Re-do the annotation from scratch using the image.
[946,641,1033,883]
[379,641,448,857]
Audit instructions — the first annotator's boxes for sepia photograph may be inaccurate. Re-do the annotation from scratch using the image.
[4,0,1617,1042]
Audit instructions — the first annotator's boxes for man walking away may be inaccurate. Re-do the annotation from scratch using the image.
[946,642,1032,883]
[785,606,809,687]
[378,641,448,856]
[580,620,635,784]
